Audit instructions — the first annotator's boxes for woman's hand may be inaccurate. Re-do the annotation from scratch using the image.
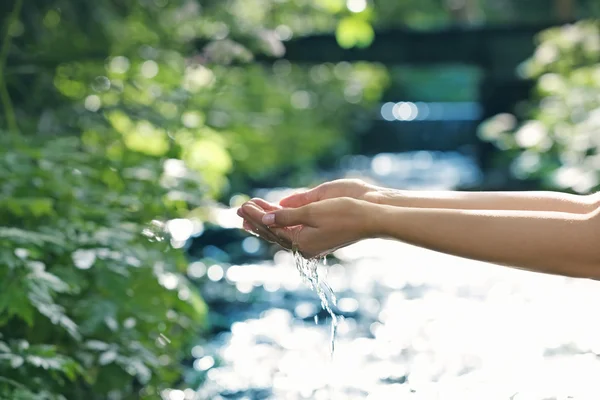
[241,197,376,259]
[279,179,387,208]
[237,198,295,249]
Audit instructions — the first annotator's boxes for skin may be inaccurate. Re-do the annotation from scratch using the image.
[279,179,600,214]
[238,179,600,280]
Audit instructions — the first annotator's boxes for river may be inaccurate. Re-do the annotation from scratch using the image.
[163,151,600,400]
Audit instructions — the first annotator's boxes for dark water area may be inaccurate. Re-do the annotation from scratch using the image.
[166,151,600,400]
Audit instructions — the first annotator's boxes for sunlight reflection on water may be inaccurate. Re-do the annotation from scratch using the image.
[185,238,600,399]
[166,152,600,399]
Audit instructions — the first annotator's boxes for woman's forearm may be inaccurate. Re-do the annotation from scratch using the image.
[372,204,600,279]
[376,189,600,214]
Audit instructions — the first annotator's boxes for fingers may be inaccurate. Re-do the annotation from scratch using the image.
[238,202,293,248]
[262,205,314,228]
[236,198,326,257]
[242,219,261,238]
[279,187,320,208]
[279,191,309,208]
[250,198,282,212]
[242,209,288,246]
[240,201,267,224]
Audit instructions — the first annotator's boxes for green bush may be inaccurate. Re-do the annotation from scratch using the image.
[0,134,207,400]
[0,1,391,397]
[4,1,389,200]
[479,20,600,193]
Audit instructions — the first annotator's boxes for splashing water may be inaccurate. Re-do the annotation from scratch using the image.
[292,249,339,356]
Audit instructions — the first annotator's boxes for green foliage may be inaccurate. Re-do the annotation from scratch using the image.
[0,0,391,398]
[0,134,207,399]
[4,0,389,199]
[479,20,600,193]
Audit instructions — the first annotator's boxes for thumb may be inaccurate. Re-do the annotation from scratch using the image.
[262,206,311,227]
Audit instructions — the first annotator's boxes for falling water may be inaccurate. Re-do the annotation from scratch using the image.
[292,249,339,357]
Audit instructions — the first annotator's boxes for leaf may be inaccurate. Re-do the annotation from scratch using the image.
[0,342,10,353]
[183,138,232,175]
[123,121,170,156]
[22,265,80,339]
[27,198,55,217]
[27,266,70,294]
[0,251,18,270]
[126,358,152,384]
[185,287,208,323]
[316,0,345,13]
[28,300,80,341]
[98,350,118,366]
[335,16,375,49]
[0,275,35,326]
[76,299,118,333]
[84,340,110,351]
[127,341,160,366]
[21,345,84,382]
[10,356,24,369]
[0,228,65,247]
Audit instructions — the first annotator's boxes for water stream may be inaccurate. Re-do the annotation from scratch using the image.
[165,151,600,400]
[292,250,339,357]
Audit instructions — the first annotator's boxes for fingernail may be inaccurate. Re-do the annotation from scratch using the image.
[262,213,275,225]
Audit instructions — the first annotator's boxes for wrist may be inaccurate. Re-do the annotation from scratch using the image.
[361,202,392,239]
[364,188,402,207]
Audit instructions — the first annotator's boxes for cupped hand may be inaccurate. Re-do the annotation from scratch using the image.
[237,198,298,250]
[279,179,386,208]
[241,197,376,259]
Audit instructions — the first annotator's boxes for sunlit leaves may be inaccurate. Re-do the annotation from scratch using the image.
[26,265,81,340]
[0,342,84,392]
[202,40,254,65]
[182,65,216,92]
[481,21,600,193]
[0,134,206,399]
[2,0,393,398]
[123,121,170,157]
[317,0,346,14]
[336,16,375,48]
[0,228,65,248]
[0,257,79,338]
[184,139,232,175]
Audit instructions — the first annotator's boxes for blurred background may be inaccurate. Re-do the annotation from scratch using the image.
[2,0,600,399]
